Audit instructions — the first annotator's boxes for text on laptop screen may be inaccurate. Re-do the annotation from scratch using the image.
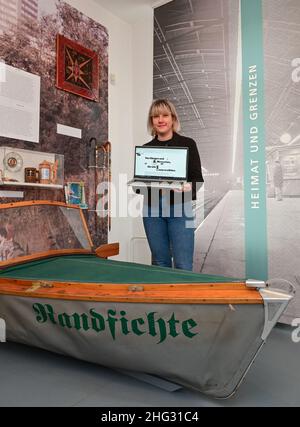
[135,147,188,180]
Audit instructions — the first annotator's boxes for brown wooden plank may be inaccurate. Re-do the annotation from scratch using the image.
[0,200,80,210]
[0,279,263,304]
[95,243,119,258]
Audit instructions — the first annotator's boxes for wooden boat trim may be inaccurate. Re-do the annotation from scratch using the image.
[0,200,81,209]
[0,279,263,304]
[79,208,93,247]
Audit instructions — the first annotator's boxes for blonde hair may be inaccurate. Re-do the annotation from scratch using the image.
[147,99,180,136]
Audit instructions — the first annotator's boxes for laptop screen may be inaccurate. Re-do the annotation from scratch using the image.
[134,146,188,180]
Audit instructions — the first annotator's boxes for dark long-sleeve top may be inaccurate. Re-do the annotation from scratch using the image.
[136,132,204,205]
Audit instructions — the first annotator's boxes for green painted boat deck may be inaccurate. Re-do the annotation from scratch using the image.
[0,255,242,284]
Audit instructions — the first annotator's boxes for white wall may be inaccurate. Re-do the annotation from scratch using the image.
[65,0,153,262]
[130,8,154,265]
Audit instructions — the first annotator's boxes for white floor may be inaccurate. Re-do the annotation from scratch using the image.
[0,324,299,407]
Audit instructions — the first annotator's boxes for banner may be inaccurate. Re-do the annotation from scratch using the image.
[241,0,268,280]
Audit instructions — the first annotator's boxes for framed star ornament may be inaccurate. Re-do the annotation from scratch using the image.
[56,34,99,102]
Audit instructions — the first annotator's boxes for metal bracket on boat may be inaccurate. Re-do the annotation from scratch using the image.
[259,282,295,341]
[26,281,54,293]
[246,279,266,289]
[128,285,144,292]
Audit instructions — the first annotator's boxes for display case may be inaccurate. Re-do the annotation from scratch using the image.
[0,146,64,189]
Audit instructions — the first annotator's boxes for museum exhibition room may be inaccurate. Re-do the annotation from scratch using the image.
[0,0,300,408]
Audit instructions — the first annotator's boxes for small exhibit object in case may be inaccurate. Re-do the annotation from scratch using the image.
[24,168,39,183]
[38,161,52,184]
[3,152,23,173]
[65,181,88,209]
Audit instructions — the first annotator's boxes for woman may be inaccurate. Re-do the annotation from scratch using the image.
[142,99,204,271]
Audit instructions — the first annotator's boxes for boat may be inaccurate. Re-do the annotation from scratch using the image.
[0,201,294,398]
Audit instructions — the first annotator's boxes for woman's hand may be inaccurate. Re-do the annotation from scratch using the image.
[174,183,192,193]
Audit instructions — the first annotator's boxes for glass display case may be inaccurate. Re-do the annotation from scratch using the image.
[0,146,64,189]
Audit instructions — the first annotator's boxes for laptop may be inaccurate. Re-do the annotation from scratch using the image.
[127,146,189,190]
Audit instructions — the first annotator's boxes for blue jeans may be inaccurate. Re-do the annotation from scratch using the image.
[143,198,195,271]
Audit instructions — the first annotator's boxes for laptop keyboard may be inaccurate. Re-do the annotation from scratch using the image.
[129,180,184,189]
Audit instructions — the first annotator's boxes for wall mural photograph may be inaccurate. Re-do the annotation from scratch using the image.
[154,0,300,323]
[154,0,243,276]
